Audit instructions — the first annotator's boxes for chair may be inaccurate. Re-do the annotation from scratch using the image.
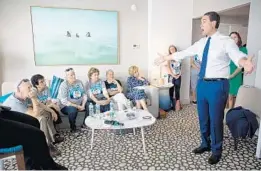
[0,145,25,170]
[231,85,261,159]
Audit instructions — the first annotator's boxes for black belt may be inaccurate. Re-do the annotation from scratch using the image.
[203,78,227,81]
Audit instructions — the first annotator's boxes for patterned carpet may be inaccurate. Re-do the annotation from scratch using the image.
[4,105,261,170]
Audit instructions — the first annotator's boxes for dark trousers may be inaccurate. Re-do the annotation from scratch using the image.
[83,100,110,124]
[196,79,229,156]
[169,76,181,105]
[61,106,78,130]
[61,102,89,129]
[0,110,58,169]
[50,107,62,125]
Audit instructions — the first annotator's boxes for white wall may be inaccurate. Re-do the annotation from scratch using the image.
[0,0,148,83]
[220,15,249,26]
[0,46,2,91]
[148,0,193,104]
[1,0,258,102]
[245,0,261,87]
[192,19,202,44]
[193,0,251,18]
[192,16,249,44]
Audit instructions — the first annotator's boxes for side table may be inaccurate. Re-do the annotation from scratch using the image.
[151,83,174,111]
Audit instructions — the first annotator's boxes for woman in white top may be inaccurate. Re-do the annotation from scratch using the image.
[105,69,128,110]
[165,45,182,111]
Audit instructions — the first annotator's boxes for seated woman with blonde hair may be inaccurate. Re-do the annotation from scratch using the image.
[126,66,149,110]
[105,69,128,110]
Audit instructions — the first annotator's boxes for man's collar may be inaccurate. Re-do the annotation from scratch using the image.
[207,31,219,38]
[13,92,26,102]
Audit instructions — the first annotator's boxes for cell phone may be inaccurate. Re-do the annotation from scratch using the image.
[104,120,124,126]
[104,120,114,125]
[112,121,124,126]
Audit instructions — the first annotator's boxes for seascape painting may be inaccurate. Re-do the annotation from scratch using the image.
[30,6,119,65]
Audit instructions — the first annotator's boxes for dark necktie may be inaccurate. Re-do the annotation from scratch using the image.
[199,37,211,79]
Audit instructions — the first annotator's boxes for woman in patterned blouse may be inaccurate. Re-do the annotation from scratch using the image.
[126,66,149,110]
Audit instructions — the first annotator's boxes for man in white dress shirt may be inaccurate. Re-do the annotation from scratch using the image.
[155,11,254,164]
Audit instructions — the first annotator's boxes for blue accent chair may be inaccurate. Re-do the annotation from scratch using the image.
[0,145,25,170]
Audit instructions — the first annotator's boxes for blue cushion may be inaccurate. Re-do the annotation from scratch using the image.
[50,76,64,99]
[0,145,23,154]
[0,93,12,103]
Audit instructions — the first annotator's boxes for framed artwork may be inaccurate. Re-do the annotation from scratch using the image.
[30,6,119,65]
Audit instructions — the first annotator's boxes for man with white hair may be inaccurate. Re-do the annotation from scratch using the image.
[0,105,67,170]
[3,79,63,156]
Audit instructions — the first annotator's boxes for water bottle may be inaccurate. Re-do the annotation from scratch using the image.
[110,101,115,118]
[163,74,168,85]
[133,107,137,114]
[126,99,132,109]
[89,103,94,117]
[110,101,114,111]
[95,104,100,115]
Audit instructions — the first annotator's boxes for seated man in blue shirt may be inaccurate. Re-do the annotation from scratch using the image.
[3,79,63,157]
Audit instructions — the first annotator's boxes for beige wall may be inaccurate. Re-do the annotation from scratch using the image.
[0,0,148,83]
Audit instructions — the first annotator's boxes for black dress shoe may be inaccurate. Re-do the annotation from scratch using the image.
[208,154,221,165]
[70,128,77,133]
[70,124,78,133]
[81,124,88,129]
[53,135,64,144]
[192,101,197,105]
[49,144,61,157]
[192,146,211,154]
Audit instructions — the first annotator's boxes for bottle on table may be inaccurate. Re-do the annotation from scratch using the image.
[126,99,132,110]
[110,101,115,118]
[95,104,100,118]
[89,103,94,117]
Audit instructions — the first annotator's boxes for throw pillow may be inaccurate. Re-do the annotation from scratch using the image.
[50,76,64,99]
[0,92,12,103]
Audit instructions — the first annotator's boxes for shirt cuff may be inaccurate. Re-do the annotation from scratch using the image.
[235,55,247,68]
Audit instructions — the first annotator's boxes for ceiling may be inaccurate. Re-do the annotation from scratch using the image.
[219,4,250,17]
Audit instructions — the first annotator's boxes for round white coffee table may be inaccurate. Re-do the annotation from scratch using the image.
[85,109,156,154]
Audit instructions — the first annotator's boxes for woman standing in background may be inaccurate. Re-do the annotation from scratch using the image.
[164,45,182,111]
[228,32,248,109]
